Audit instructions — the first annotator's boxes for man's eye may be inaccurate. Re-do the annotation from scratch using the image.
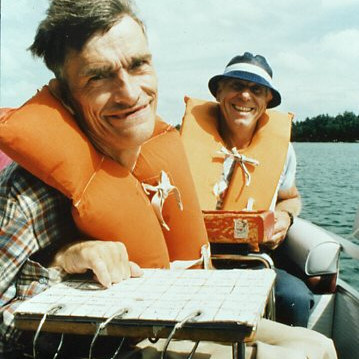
[130,59,148,71]
[251,86,265,95]
[90,74,106,82]
[231,83,244,91]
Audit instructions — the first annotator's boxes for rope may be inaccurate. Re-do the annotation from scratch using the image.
[218,147,259,187]
[142,171,183,230]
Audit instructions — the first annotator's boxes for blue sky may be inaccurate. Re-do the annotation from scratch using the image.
[1,0,359,125]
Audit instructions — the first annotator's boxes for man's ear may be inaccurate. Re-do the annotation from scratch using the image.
[266,89,273,105]
[48,78,62,100]
[215,82,224,102]
[215,89,221,102]
[48,78,75,115]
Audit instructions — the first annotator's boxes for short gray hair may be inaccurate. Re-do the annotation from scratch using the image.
[29,0,145,79]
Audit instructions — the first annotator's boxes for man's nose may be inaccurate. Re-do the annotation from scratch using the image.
[113,70,141,105]
[238,88,251,101]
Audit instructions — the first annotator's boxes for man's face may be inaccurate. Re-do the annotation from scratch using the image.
[61,16,158,158]
[216,78,272,132]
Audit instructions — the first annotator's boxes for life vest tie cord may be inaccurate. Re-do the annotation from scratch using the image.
[142,171,183,231]
[213,147,259,203]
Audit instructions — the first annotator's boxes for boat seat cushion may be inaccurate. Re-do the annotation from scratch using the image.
[284,217,341,276]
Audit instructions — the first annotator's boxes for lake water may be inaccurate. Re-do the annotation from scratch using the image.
[293,142,359,290]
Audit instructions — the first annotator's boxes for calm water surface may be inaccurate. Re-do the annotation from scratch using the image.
[293,143,359,289]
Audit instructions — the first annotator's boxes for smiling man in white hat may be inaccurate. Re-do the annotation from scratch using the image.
[181,52,314,328]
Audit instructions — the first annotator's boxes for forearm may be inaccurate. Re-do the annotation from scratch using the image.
[275,196,302,217]
[263,186,302,248]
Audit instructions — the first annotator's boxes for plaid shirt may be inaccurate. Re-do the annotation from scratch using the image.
[0,163,79,353]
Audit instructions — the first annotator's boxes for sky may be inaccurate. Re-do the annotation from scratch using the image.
[1,0,359,126]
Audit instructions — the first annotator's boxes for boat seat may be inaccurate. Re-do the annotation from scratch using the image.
[277,217,341,294]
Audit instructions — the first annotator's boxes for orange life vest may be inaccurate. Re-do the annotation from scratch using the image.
[180,97,292,210]
[0,87,209,268]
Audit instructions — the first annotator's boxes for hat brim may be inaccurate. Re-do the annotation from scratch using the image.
[208,71,281,108]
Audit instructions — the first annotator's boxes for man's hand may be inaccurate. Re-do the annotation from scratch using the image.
[262,185,301,250]
[51,240,143,288]
[262,210,291,250]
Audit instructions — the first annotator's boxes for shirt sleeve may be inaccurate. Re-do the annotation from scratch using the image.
[0,164,75,350]
[279,142,297,191]
[0,194,52,347]
[0,198,41,305]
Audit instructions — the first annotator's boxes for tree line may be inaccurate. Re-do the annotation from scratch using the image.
[292,111,359,142]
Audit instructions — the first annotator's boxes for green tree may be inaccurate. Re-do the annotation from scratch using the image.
[291,112,359,142]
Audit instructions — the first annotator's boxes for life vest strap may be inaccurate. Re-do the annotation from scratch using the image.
[213,147,260,208]
[142,171,183,231]
[170,244,212,270]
